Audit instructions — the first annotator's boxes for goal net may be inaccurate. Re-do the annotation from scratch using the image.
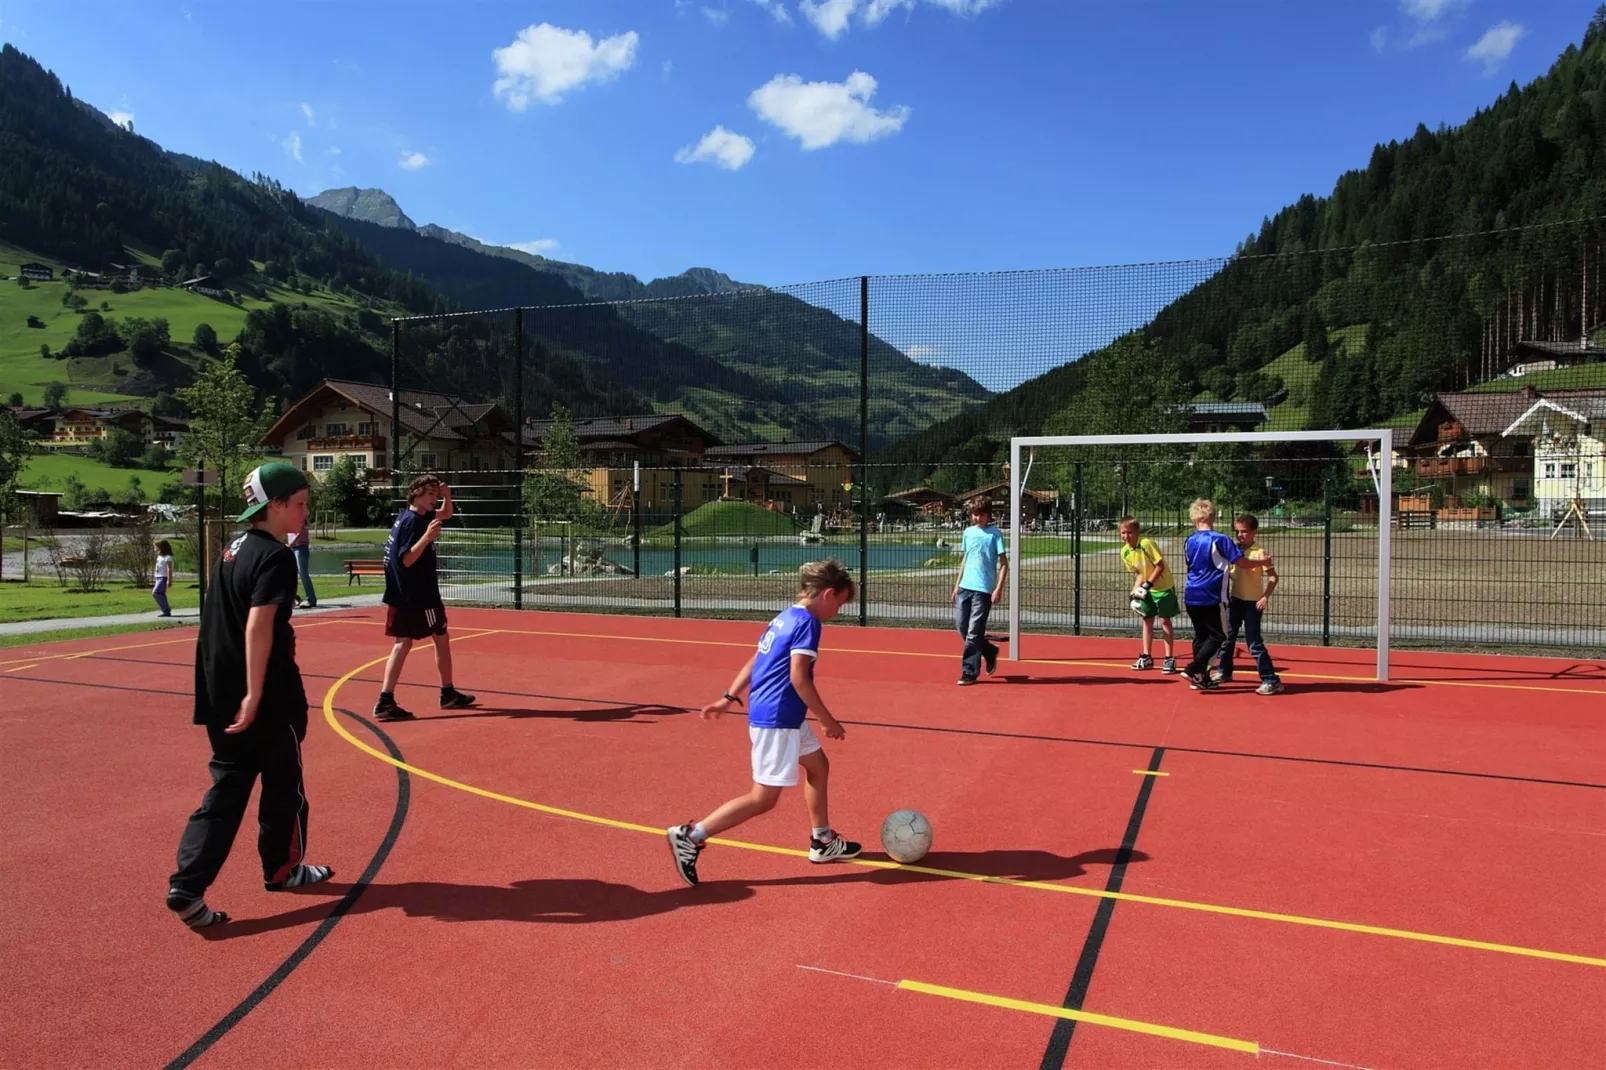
[1006,431,1395,681]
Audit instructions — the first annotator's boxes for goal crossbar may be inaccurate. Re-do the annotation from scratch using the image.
[1008,429,1394,682]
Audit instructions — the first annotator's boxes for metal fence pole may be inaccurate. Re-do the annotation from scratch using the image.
[390,320,401,505]
[1073,463,1083,636]
[195,468,206,609]
[858,275,869,627]
[673,468,683,619]
[513,307,524,611]
[1322,470,1334,646]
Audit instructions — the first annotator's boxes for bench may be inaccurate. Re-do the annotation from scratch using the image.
[344,559,385,585]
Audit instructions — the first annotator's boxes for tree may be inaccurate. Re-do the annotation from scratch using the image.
[151,391,186,417]
[39,344,50,360]
[6,392,22,407]
[90,427,142,467]
[176,344,271,504]
[120,316,171,364]
[213,258,235,279]
[314,456,381,526]
[42,381,68,409]
[192,322,217,352]
[161,248,185,275]
[0,411,34,581]
[523,404,590,521]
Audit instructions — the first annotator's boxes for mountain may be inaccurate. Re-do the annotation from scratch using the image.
[876,9,1606,493]
[306,187,416,230]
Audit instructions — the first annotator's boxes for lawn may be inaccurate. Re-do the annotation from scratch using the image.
[1466,363,1606,393]
[0,577,197,623]
[0,619,190,650]
[17,451,179,497]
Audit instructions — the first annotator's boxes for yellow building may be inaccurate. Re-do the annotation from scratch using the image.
[703,440,860,515]
[522,413,723,512]
[1501,391,1606,519]
[260,379,516,478]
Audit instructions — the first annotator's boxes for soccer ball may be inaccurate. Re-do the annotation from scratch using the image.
[880,809,933,864]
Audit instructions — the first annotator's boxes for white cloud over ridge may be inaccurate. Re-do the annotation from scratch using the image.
[675,125,756,170]
[282,131,303,163]
[108,110,135,131]
[398,150,429,170]
[748,71,909,149]
[1466,21,1526,74]
[508,239,560,255]
[491,22,638,110]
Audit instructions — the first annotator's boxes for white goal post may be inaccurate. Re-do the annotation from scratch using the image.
[1007,430,1394,682]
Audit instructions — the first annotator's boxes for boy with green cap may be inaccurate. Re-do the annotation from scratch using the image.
[166,462,333,930]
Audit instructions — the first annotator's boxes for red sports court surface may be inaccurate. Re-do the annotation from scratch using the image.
[2,608,1603,1069]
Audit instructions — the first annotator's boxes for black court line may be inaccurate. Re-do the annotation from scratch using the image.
[164,710,410,1070]
[13,664,1606,792]
[1040,746,1166,1069]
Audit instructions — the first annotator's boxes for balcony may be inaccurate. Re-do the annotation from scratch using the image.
[1413,455,1528,478]
[306,434,386,452]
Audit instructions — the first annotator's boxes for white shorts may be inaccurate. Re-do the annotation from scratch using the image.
[748,723,823,788]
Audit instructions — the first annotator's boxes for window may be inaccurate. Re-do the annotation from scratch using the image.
[702,482,718,501]
[345,454,368,470]
[325,422,349,437]
[300,456,308,471]
[1512,481,1530,500]
[297,423,317,440]
[357,422,374,436]
[1560,462,1577,480]
[1543,463,1557,479]
[420,453,437,468]
[312,455,334,472]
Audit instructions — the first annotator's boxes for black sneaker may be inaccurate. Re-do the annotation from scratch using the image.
[1182,667,1218,691]
[983,646,998,675]
[373,698,416,722]
[440,687,476,710]
[667,824,702,886]
[808,832,863,863]
[1161,657,1178,674]
[1131,654,1154,671]
[956,675,977,686]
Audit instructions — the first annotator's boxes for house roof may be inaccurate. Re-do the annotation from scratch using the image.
[883,486,957,502]
[1502,395,1606,437]
[522,412,721,448]
[261,378,509,447]
[1181,401,1270,421]
[723,466,809,486]
[705,440,859,460]
[957,479,1059,503]
[1513,339,1606,361]
[179,275,217,287]
[1406,388,1606,446]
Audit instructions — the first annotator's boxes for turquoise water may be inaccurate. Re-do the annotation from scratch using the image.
[306,541,949,578]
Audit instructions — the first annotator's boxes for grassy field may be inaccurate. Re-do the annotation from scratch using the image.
[0,619,190,650]
[16,450,179,496]
[0,577,198,623]
[655,500,802,537]
[1466,363,1606,393]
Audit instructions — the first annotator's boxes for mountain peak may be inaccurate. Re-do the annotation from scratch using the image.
[307,187,415,230]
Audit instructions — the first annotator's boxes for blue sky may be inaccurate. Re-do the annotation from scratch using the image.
[0,1,1587,294]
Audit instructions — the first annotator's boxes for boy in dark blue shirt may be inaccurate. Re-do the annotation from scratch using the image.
[1180,498,1273,691]
[667,560,861,886]
[373,474,475,721]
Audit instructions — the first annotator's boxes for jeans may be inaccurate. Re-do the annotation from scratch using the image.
[293,546,317,607]
[1184,603,1228,677]
[152,576,171,615]
[954,589,997,679]
[1220,597,1279,682]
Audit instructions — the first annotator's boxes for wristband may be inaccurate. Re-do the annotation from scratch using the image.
[1141,581,1152,591]
[723,692,744,705]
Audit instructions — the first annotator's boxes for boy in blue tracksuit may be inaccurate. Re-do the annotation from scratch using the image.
[1180,499,1273,691]
[951,498,1008,685]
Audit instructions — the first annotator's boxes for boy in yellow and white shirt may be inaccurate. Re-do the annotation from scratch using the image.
[1215,513,1284,695]
[1118,517,1178,673]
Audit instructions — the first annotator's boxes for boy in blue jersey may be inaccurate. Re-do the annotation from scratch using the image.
[1180,499,1273,691]
[951,497,1008,685]
[667,559,861,886]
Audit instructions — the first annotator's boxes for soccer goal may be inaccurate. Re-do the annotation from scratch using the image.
[1006,430,1395,681]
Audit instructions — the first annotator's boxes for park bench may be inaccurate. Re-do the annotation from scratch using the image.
[344,559,386,585]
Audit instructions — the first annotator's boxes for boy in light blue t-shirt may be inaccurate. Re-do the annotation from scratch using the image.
[951,497,1008,685]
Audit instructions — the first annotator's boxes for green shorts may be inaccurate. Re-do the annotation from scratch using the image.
[1138,588,1179,619]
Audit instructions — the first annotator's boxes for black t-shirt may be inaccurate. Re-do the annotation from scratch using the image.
[383,507,440,608]
[193,527,307,727]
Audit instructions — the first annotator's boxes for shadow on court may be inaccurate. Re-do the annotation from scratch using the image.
[202,848,1144,937]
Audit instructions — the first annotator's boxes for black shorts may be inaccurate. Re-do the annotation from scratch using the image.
[386,604,448,640]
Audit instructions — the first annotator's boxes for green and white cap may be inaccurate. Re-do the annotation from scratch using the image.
[238,461,310,522]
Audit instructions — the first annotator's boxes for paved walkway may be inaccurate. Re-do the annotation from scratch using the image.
[0,593,385,637]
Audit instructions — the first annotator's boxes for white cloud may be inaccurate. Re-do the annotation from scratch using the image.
[508,239,560,256]
[1370,26,1389,53]
[925,0,1001,13]
[326,145,342,156]
[675,125,756,170]
[1466,21,1526,74]
[748,70,909,149]
[749,0,792,24]
[702,6,730,26]
[108,110,135,131]
[282,130,303,163]
[799,0,856,39]
[663,59,674,79]
[491,22,639,109]
[300,101,315,126]
[904,343,941,360]
[398,150,430,170]
[1399,0,1465,21]
[863,0,914,26]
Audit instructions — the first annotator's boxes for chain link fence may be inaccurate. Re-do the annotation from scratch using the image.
[371,218,1605,653]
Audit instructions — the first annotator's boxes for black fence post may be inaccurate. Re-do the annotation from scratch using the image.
[195,468,206,609]
[1073,463,1084,636]
[673,468,683,619]
[1322,470,1334,646]
[390,319,401,506]
[858,275,869,627]
[513,307,524,611]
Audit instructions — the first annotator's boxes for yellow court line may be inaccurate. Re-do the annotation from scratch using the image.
[5,663,39,673]
[319,648,1606,971]
[1133,770,1170,777]
[896,979,1259,1054]
[0,615,370,669]
[460,626,1606,697]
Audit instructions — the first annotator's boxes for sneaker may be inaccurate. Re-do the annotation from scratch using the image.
[1130,654,1154,671]
[808,832,863,863]
[373,698,416,722]
[956,675,977,686]
[1182,667,1218,691]
[1161,657,1178,674]
[1256,680,1285,696]
[265,863,334,892]
[440,687,476,710]
[667,824,703,886]
[1212,669,1232,683]
[167,889,228,929]
[983,646,999,675]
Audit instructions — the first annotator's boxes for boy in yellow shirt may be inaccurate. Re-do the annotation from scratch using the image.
[1118,517,1178,673]
[1215,513,1284,695]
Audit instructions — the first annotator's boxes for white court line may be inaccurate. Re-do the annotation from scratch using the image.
[1262,1047,1377,1070]
[795,964,897,986]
